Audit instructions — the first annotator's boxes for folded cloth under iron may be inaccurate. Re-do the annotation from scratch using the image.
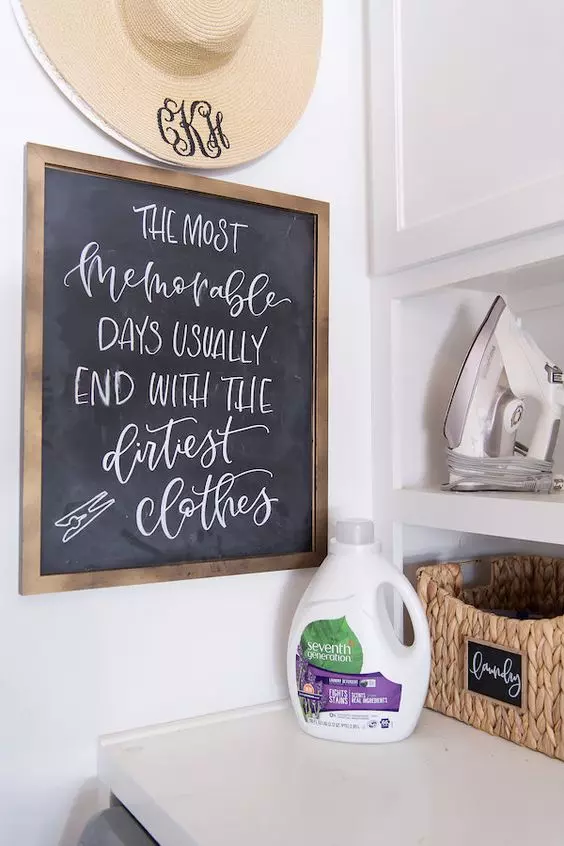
[443,296,564,492]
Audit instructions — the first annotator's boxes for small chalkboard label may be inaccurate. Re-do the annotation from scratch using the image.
[465,638,526,711]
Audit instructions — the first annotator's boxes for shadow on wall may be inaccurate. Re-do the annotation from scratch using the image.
[423,301,477,488]
[58,778,104,846]
[272,567,316,683]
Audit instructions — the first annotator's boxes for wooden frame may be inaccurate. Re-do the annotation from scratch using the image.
[21,143,329,594]
[464,637,527,713]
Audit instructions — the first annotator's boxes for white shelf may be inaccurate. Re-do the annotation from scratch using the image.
[99,701,564,846]
[382,233,564,300]
[394,487,564,546]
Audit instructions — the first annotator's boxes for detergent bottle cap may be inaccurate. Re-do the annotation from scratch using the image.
[336,518,375,546]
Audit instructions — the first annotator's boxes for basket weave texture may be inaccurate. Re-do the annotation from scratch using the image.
[416,556,564,760]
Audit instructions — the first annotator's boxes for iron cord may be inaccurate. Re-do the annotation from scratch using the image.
[443,449,554,493]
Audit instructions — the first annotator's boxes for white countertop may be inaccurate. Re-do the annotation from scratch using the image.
[99,702,564,846]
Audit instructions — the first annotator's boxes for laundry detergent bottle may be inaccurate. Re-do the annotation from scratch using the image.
[287,519,431,743]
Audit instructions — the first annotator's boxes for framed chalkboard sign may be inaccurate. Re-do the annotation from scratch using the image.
[21,144,328,594]
[465,638,526,711]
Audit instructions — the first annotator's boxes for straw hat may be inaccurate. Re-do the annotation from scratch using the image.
[12,0,322,168]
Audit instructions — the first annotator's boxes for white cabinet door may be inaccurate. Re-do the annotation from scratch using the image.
[369,0,564,274]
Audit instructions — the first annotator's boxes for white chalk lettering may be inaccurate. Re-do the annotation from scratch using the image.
[102,415,271,484]
[172,323,268,366]
[470,650,522,699]
[132,204,178,244]
[182,212,248,254]
[135,470,277,538]
[74,367,135,406]
[63,243,291,317]
[221,376,273,414]
[98,316,162,355]
[148,372,210,409]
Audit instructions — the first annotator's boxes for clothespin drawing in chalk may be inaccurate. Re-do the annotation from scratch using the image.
[55,491,116,543]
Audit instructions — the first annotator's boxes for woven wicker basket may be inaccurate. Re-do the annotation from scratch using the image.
[416,556,564,760]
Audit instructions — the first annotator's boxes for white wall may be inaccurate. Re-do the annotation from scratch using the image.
[0,3,372,844]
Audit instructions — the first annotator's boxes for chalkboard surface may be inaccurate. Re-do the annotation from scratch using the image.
[465,638,525,710]
[22,145,328,593]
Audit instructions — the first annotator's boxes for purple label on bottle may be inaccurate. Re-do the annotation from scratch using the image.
[296,643,402,721]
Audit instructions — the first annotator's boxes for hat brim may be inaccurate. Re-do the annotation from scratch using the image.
[12,0,322,168]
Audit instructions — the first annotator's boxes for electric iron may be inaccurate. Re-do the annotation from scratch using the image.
[444,296,564,492]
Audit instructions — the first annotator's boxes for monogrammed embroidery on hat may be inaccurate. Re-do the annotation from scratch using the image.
[157,99,230,159]
[14,0,322,168]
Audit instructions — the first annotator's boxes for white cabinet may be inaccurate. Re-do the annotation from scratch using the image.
[369,0,564,273]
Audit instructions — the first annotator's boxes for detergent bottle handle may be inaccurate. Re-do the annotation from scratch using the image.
[374,565,431,669]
